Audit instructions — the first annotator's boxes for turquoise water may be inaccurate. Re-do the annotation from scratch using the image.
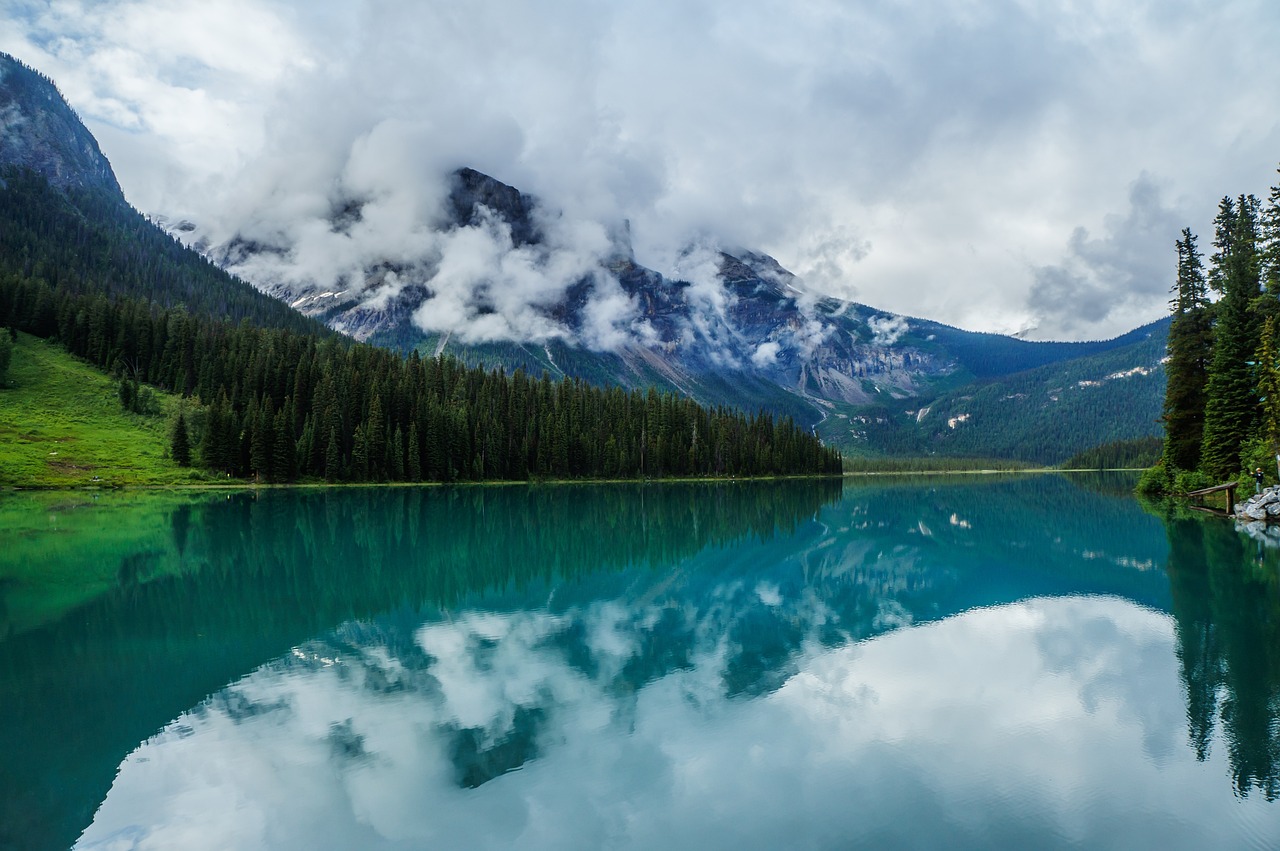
[2,476,1279,850]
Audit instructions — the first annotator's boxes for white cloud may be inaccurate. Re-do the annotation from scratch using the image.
[4,0,1280,340]
[868,315,909,347]
[751,341,782,368]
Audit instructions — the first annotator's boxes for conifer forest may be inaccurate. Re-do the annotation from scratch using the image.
[1149,166,1280,492]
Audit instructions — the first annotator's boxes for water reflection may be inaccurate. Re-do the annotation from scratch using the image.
[1163,510,1280,800]
[3,477,1280,849]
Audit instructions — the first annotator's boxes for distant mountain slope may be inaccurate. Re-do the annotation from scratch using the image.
[188,165,1164,435]
[913,318,1167,379]
[0,52,328,336]
[823,317,1169,464]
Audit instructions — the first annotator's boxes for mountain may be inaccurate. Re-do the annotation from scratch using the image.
[186,165,1167,461]
[0,52,328,336]
[826,317,1168,463]
[0,54,840,487]
[0,56,119,194]
[0,50,1167,465]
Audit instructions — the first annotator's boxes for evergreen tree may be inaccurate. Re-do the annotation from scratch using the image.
[407,421,421,481]
[324,426,341,482]
[1257,317,1280,453]
[0,328,12,385]
[1201,195,1263,478]
[367,393,385,481]
[272,406,295,482]
[391,424,405,480]
[1163,229,1212,470]
[171,410,192,467]
[1261,166,1280,301]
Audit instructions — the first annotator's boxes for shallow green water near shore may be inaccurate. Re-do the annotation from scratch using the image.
[3,475,1280,850]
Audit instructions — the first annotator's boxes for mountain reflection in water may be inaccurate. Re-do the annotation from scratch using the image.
[1,476,1279,849]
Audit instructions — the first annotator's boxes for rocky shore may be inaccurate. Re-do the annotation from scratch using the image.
[1234,486,1280,521]
[1234,487,1280,546]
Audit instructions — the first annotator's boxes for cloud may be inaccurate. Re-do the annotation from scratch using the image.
[4,0,1280,340]
[751,341,782,368]
[1028,174,1186,338]
[868,314,910,347]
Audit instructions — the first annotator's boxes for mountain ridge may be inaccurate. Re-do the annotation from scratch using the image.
[0,50,1167,464]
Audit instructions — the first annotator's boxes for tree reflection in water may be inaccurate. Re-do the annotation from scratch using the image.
[1165,511,1280,799]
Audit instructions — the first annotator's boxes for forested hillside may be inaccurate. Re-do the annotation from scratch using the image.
[0,273,841,482]
[1147,168,1280,493]
[0,167,326,336]
[822,318,1167,464]
[0,49,839,485]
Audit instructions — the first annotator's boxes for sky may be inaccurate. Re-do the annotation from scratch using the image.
[3,0,1280,341]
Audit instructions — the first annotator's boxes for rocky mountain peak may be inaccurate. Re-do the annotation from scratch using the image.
[0,53,122,195]
[448,167,539,245]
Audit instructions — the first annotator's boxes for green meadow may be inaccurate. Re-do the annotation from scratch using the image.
[0,332,210,488]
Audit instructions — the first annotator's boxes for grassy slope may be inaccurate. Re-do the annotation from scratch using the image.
[0,332,210,487]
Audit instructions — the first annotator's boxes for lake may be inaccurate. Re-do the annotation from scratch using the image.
[2,475,1279,850]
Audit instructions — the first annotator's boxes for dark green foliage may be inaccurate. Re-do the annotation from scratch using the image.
[0,274,842,482]
[170,411,191,467]
[1200,195,1263,478]
[117,373,158,415]
[1136,462,1172,497]
[0,330,12,385]
[1062,437,1163,470]
[0,166,328,336]
[1258,317,1280,451]
[1162,228,1212,469]
[1164,513,1280,798]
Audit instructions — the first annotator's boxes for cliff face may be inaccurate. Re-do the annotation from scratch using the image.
[0,53,122,195]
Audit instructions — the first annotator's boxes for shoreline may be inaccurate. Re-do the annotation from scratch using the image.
[0,468,1146,493]
[0,473,846,493]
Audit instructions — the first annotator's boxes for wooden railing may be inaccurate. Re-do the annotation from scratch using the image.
[1183,481,1239,513]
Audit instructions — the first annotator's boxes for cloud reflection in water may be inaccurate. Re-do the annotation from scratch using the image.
[77,596,1260,851]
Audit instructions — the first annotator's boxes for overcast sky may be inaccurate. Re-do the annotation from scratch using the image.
[4,0,1280,340]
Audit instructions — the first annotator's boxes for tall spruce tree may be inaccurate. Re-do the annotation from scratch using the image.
[1257,316,1280,452]
[1201,195,1264,478]
[171,410,192,467]
[1163,228,1212,470]
[1260,165,1280,310]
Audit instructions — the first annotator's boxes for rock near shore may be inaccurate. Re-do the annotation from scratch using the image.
[1234,486,1280,521]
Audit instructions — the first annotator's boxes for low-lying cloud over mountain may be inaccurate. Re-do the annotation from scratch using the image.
[5,0,1280,341]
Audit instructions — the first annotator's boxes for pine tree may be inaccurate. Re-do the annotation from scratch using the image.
[367,393,386,481]
[272,407,294,482]
[324,426,341,482]
[1201,195,1263,478]
[1257,317,1280,452]
[1261,166,1280,301]
[1162,229,1212,470]
[171,410,192,467]
[407,421,421,480]
[391,424,405,480]
[352,423,369,480]
[0,329,13,386]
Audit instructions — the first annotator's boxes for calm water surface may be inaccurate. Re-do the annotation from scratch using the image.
[2,475,1280,850]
